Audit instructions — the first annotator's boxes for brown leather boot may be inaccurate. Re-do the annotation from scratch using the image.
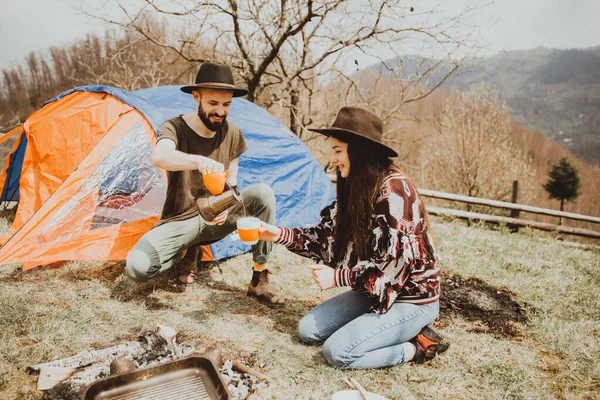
[247,269,285,306]
[176,246,201,285]
[411,325,450,364]
[176,258,197,285]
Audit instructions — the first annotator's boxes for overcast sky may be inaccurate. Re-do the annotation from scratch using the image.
[1,0,599,67]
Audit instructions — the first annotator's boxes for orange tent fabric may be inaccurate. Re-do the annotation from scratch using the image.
[0,91,187,267]
[0,103,168,267]
[11,92,134,233]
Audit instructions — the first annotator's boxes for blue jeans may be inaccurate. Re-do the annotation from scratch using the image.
[298,289,440,369]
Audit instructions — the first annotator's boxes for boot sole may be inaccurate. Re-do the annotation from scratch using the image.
[177,273,198,286]
[425,343,449,359]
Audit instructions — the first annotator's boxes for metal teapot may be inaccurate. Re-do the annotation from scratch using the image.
[196,183,242,222]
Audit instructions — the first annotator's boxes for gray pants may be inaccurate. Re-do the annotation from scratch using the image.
[125,184,276,282]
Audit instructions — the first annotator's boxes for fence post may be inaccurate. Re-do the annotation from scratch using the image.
[509,180,520,232]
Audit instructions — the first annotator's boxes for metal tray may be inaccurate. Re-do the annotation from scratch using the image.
[82,356,229,400]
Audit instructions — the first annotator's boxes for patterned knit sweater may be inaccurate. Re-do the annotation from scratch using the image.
[275,171,440,314]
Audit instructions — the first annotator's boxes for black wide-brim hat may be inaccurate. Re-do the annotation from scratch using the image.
[309,107,398,158]
[181,62,248,97]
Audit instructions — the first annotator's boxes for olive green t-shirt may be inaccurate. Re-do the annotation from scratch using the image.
[156,115,247,225]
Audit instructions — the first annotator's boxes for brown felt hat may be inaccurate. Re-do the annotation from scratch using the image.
[309,107,397,157]
[180,62,248,97]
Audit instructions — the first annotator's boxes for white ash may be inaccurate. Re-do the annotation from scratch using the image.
[221,359,267,400]
[65,332,197,386]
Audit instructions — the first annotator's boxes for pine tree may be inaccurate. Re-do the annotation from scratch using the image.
[543,157,581,224]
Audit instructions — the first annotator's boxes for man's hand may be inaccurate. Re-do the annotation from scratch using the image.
[213,210,228,225]
[197,156,225,175]
[309,265,335,290]
[258,222,281,242]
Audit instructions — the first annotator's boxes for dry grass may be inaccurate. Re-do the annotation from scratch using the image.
[0,218,599,399]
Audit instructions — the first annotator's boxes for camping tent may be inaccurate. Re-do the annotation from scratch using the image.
[0,85,335,269]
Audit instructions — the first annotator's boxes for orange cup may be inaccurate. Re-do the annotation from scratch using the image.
[237,217,260,245]
[203,170,228,195]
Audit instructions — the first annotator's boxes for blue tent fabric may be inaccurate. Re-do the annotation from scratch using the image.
[10,85,335,261]
[134,86,336,260]
[0,129,27,202]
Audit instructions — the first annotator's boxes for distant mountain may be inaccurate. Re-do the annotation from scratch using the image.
[368,47,600,165]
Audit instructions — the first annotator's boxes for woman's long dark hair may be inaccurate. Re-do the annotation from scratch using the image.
[333,136,393,266]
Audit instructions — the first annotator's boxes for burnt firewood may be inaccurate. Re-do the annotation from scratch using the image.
[37,366,77,390]
[109,357,136,375]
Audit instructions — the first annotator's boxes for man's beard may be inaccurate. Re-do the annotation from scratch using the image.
[198,102,226,132]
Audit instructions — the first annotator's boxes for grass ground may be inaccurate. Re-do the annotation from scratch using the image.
[0,218,599,399]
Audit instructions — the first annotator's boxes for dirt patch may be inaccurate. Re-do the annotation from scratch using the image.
[64,261,125,283]
[109,278,182,310]
[439,272,531,338]
[0,265,24,282]
[0,260,124,284]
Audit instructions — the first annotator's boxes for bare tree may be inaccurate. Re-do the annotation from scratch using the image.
[424,84,534,202]
[66,27,194,91]
[86,0,487,135]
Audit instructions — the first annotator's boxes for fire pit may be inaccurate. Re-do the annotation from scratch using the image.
[82,356,228,400]
[32,325,267,400]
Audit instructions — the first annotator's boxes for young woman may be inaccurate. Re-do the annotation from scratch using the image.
[259,107,449,369]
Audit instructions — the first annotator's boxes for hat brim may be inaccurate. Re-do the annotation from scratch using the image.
[310,127,398,158]
[180,85,248,97]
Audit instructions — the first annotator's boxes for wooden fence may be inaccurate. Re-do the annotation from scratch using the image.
[326,174,600,239]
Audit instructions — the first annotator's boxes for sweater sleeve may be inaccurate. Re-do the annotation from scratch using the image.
[334,177,420,314]
[274,201,336,265]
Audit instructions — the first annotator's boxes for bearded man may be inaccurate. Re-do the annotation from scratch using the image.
[125,62,284,306]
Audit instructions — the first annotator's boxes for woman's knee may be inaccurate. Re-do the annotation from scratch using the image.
[322,339,352,368]
[297,315,323,344]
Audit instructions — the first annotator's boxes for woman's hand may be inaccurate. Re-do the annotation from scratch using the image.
[309,265,335,290]
[258,222,281,242]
